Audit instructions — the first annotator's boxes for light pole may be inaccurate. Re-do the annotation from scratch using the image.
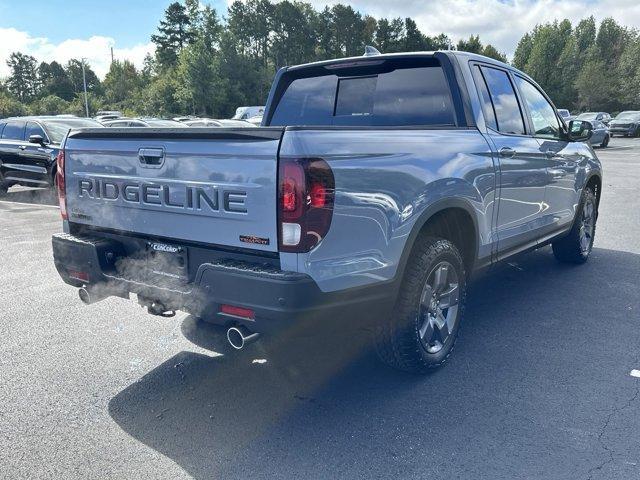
[81,58,89,118]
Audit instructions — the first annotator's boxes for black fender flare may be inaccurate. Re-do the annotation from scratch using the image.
[393,197,480,285]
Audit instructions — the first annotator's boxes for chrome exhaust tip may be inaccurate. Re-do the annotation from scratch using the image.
[227,326,260,350]
[78,287,106,305]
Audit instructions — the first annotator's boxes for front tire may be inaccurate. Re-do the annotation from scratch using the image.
[600,135,609,148]
[552,188,597,264]
[375,237,467,373]
[0,183,7,197]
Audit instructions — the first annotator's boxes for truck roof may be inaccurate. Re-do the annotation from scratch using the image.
[286,49,513,73]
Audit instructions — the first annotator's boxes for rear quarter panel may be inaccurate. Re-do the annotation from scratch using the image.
[279,128,497,292]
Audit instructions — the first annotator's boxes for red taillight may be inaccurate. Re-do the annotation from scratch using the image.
[309,182,327,208]
[281,162,304,216]
[220,304,255,320]
[278,158,335,253]
[56,150,67,220]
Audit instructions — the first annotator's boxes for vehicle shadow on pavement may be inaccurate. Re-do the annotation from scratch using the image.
[108,246,640,479]
[0,187,56,206]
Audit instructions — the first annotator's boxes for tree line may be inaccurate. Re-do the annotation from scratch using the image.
[1,0,638,119]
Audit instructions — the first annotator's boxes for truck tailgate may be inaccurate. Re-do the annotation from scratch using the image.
[63,128,283,252]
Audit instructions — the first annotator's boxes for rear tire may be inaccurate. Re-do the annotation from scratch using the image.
[552,188,597,264]
[375,237,467,374]
[0,184,7,197]
[600,135,609,148]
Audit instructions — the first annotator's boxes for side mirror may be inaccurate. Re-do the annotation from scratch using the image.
[28,134,46,145]
[568,120,593,142]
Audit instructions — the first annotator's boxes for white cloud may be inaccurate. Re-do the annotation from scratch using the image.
[230,0,640,58]
[0,27,154,79]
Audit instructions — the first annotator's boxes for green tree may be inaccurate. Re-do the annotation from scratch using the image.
[103,60,142,106]
[404,18,427,51]
[482,44,507,63]
[0,90,28,117]
[512,32,533,70]
[330,4,366,56]
[38,61,74,100]
[66,59,101,96]
[457,35,483,54]
[151,2,195,69]
[375,18,404,53]
[31,95,70,115]
[270,1,317,68]
[575,49,617,111]
[175,36,216,114]
[65,92,103,117]
[6,52,39,102]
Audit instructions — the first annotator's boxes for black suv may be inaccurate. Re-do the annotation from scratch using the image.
[0,116,102,196]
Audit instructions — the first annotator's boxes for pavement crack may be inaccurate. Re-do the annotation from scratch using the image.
[586,377,640,480]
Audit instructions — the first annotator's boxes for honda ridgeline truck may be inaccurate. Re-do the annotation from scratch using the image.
[52,50,602,373]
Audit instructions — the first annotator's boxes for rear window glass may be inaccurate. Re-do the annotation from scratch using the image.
[1,122,25,140]
[269,59,456,127]
[335,76,376,117]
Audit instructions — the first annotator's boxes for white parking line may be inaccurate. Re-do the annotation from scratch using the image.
[630,370,640,378]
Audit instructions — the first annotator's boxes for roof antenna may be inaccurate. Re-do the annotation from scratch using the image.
[363,45,381,57]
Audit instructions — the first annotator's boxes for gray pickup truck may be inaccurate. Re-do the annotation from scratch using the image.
[52,50,602,373]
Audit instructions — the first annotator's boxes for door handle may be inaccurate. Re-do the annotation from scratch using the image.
[138,148,165,168]
[18,145,27,150]
[499,147,516,158]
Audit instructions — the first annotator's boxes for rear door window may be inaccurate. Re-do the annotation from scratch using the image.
[471,65,498,131]
[25,122,47,141]
[479,66,526,135]
[1,121,25,140]
[270,59,456,127]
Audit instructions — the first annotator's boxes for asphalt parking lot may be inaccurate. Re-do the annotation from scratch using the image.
[1,137,639,480]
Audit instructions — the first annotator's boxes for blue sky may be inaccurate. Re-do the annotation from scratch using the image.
[1,0,639,78]
[0,0,227,46]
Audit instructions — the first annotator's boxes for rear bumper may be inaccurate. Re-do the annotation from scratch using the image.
[52,233,395,334]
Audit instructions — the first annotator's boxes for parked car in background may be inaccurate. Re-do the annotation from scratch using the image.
[608,111,640,137]
[96,110,122,117]
[232,106,265,120]
[557,109,572,123]
[173,116,198,122]
[576,112,612,125]
[0,116,102,196]
[102,118,188,128]
[95,111,123,123]
[246,115,263,126]
[95,114,121,123]
[52,50,601,373]
[183,119,251,127]
[588,120,610,148]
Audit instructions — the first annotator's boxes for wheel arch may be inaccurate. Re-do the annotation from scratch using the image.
[396,198,480,282]
[585,173,602,210]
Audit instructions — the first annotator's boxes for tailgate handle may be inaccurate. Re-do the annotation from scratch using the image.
[138,148,165,168]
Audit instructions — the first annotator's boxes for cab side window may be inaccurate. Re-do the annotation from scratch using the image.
[514,76,561,140]
[1,121,25,140]
[25,122,47,141]
[479,66,526,135]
